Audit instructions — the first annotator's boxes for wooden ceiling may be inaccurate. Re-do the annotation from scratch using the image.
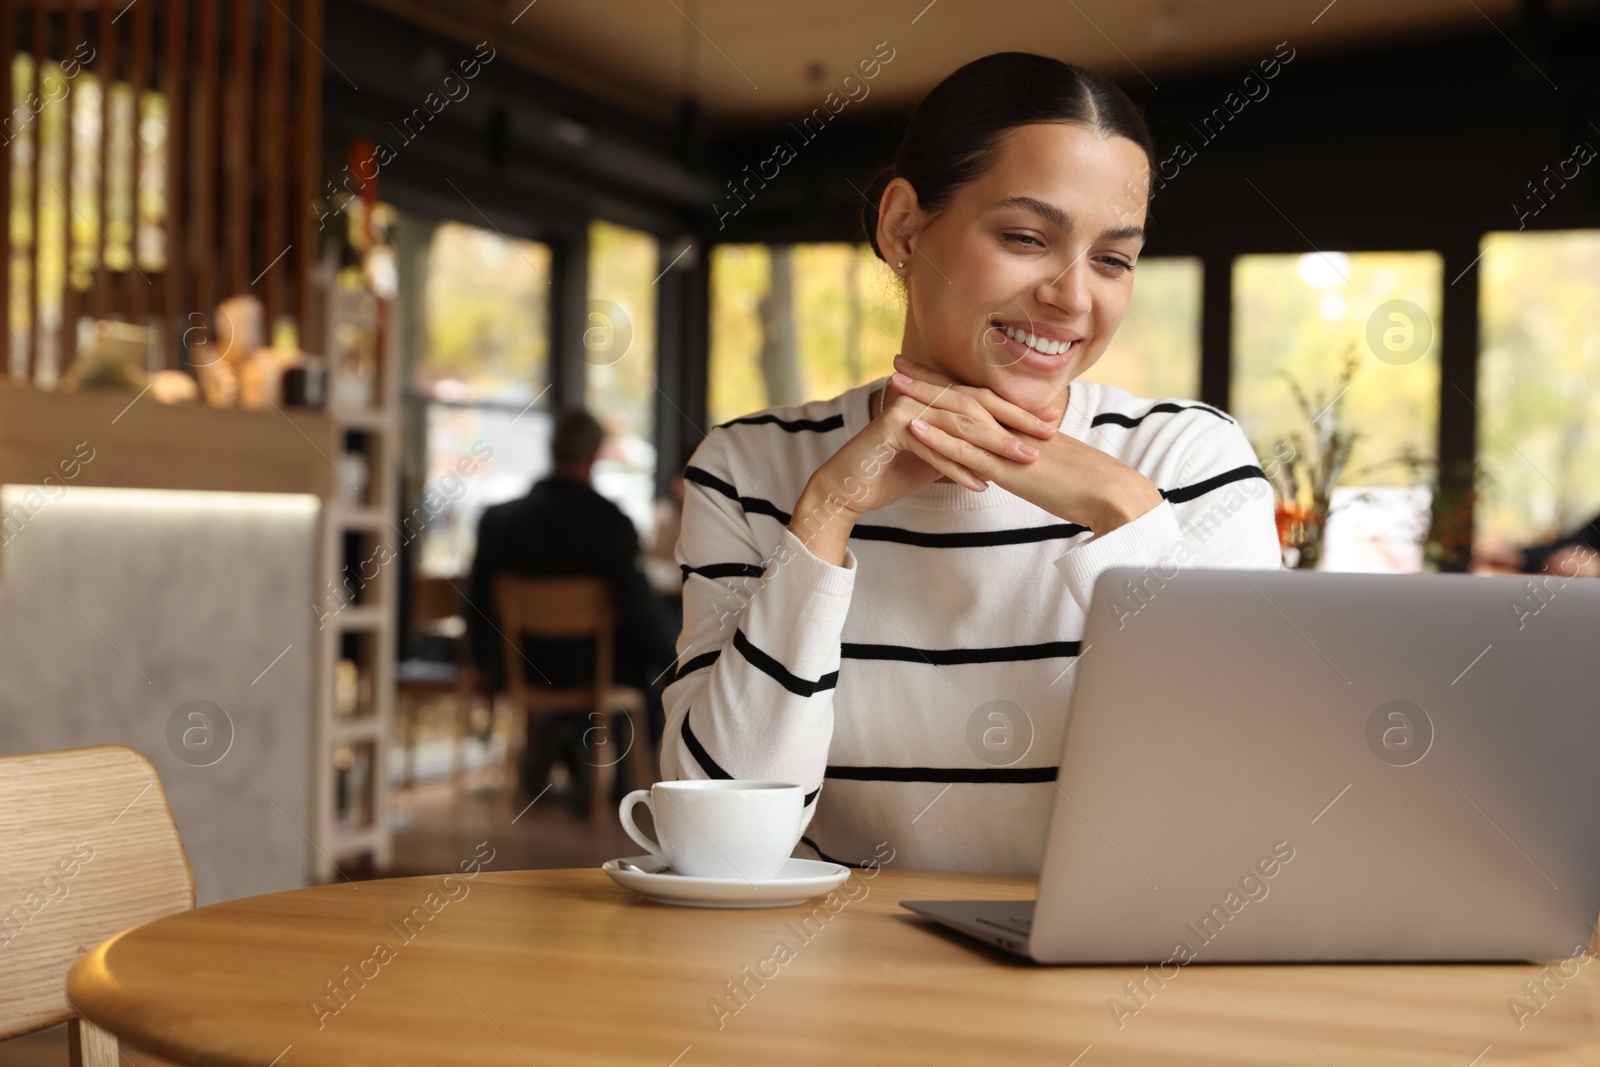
[361,0,1577,128]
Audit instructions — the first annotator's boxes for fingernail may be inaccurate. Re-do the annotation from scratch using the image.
[910,418,929,433]
[1016,442,1039,458]
[891,372,913,386]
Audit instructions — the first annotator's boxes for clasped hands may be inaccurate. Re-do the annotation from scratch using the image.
[885,353,1163,535]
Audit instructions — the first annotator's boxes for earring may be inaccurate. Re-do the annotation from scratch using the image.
[896,260,905,270]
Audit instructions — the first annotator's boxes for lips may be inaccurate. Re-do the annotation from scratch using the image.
[985,316,1084,369]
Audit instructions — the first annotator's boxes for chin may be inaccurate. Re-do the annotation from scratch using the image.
[983,367,1074,415]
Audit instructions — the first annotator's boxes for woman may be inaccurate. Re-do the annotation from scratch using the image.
[661,52,1282,875]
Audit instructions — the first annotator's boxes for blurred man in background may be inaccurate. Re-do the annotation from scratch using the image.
[466,408,674,815]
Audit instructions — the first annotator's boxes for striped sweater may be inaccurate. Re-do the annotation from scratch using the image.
[661,376,1283,874]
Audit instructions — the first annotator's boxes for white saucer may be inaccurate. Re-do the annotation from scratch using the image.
[601,855,850,908]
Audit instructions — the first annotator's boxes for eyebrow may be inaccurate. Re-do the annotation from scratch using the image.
[984,195,1145,243]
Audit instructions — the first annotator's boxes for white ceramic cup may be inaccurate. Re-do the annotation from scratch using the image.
[618,780,804,880]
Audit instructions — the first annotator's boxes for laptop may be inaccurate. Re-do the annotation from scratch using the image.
[902,566,1600,964]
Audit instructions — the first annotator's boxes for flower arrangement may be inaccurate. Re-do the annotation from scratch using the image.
[1258,343,1482,571]
[1259,344,1362,570]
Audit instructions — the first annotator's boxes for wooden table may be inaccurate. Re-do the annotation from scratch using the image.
[68,867,1600,1066]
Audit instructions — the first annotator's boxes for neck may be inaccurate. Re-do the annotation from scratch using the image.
[553,461,593,483]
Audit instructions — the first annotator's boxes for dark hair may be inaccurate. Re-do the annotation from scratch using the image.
[551,407,605,464]
[859,52,1156,261]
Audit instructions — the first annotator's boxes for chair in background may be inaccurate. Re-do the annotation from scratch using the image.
[0,746,194,1066]
[493,575,654,824]
[395,575,479,791]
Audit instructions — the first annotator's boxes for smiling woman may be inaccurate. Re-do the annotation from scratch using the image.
[663,52,1282,874]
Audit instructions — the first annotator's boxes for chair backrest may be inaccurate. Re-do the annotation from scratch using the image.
[493,575,617,709]
[0,746,194,1040]
[412,575,463,627]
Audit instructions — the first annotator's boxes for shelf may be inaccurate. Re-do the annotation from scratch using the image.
[327,824,383,858]
[332,717,383,742]
[327,406,396,432]
[333,507,393,531]
[329,604,387,629]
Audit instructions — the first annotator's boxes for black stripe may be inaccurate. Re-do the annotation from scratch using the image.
[733,628,839,697]
[719,413,845,433]
[681,561,765,581]
[1093,402,1232,428]
[672,649,721,682]
[686,465,1097,547]
[800,834,871,869]
[684,466,792,523]
[679,715,733,779]
[680,716,821,806]
[841,640,1080,665]
[690,462,1266,546]
[851,522,1090,547]
[1160,464,1268,505]
[825,765,1059,784]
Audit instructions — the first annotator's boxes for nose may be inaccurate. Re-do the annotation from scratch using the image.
[1036,250,1093,319]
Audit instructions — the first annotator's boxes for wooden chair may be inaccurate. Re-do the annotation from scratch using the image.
[0,746,194,1065]
[395,575,478,790]
[493,575,654,823]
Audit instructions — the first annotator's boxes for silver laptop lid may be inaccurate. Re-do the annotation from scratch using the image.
[1031,567,1600,964]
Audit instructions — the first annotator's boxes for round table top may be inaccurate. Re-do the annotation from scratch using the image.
[68,866,1600,1067]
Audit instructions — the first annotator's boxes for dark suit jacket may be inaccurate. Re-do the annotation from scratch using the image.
[466,477,674,692]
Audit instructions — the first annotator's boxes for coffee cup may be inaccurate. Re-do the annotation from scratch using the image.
[618,780,804,880]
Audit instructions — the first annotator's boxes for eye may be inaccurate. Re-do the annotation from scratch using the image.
[1001,232,1041,248]
[1096,256,1135,275]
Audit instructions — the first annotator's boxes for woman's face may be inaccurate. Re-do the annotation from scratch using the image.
[879,122,1150,417]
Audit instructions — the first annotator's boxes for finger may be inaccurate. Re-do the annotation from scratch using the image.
[895,434,988,492]
[891,357,1058,439]
[912,404,1041,463]
[889,373,1051,448]
[907,416,1011,483]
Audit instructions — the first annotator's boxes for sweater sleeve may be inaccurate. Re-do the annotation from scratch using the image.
[1055,415,1283,613]
[659,427,855,830]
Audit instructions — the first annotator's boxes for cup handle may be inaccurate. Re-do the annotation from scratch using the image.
[618,789,667,863]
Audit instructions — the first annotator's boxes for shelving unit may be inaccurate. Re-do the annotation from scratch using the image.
[309,283,400,880]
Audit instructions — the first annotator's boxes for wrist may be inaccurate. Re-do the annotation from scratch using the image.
[1088,474,1164,535]
[788,480,862,566]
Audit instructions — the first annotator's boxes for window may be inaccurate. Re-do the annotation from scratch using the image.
[586,219,659,532]
[410,219,554,577]
[1232,251,1443,571]
[413,221,551,405]
[1085,256,1202,400]
[707,242,903,425]
[1476,229,1600,556]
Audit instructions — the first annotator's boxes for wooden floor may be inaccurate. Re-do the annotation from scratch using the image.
[2,767,634,1065]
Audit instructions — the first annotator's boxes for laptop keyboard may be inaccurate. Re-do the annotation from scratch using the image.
[975,914,1034,935]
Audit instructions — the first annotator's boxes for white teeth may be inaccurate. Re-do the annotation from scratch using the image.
[1001,323,1072,356]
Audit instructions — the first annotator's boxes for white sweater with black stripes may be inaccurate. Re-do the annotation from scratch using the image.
[661,377,1283,874]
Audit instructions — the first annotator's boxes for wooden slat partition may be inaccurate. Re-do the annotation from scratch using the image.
[191,0,216,322]
[259,0,285,323]
[224,0,248,298]
[127,0,151,322]
[294,0,321,359]
[161,0,186,360]
[94,0,115,320]
[1,0,327,382]
[59,0,78,368]
[0,0,11,377]
[27,0,44,378]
